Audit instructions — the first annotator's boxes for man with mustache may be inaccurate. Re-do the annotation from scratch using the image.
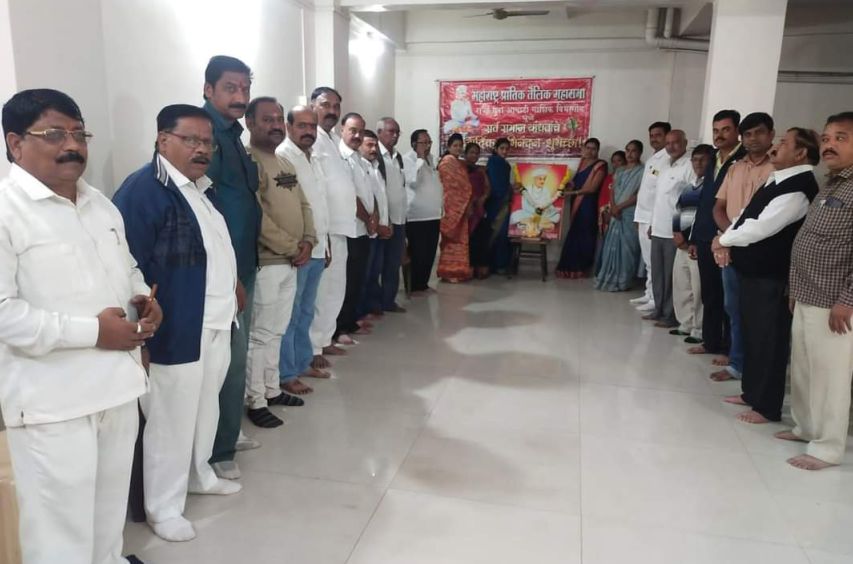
[202,55,262,480]
[243,97,315,426]
[358,129,392,320]
[710,112,775,383]
[305,87,358,369]
[277,106,333,386]
[781,111,853,470]
[0,88,159,564]
[687,110,745,367]
[712,127,820,425]
[114,104,241,542]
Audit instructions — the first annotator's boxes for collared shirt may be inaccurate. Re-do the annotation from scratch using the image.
[0,165,148,427]
[364,157,390,229]
[790,165,853,308]
[314,128,357,237]
[379,141,407,225]
[203,100,261,285]
[634,148,670,224]
[403,150,443,222]
[715,143,742,178]
[277,137,329,259]
[651,153,696,238]
[159,156,237,329]
[340,140,375,237]
[716,152,774,221]
[720,164,814,248]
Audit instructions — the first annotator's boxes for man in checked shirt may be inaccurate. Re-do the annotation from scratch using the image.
[777,111,853,471]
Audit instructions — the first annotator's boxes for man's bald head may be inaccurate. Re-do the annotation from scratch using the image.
[286,105,318,153]
[665,129,688,160]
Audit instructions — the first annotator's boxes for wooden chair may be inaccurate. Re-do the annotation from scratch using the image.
[509,237,550,282]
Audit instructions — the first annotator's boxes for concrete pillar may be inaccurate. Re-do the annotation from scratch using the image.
[698,0,788,142]
[312,0,350,97]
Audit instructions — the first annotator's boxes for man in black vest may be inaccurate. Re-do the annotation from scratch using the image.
[712,127,821,424]
[687,110,745,364]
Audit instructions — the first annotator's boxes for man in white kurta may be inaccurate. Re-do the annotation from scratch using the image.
[0,89,160,564]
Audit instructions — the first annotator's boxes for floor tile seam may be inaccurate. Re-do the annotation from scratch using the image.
[234,466,393,490]
[579,508,804,548]
[302,396,434,417]
[383,485,584,519]
[577,377,727,397]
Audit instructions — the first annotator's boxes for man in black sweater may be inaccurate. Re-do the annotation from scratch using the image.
[712,128,821,423]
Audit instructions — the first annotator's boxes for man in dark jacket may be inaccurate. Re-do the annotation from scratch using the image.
[114,104,242,543]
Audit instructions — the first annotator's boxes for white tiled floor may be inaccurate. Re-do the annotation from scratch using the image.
[123,275,853,563]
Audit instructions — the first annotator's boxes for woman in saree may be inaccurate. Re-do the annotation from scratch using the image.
[597,150,626,235]
[484,137,513,274]
[437,133,474,283]
[594,140,645,292]
[465,142,492,280]
[556,137,608,279]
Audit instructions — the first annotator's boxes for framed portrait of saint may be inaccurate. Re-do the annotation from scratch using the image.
[508,162,571,240]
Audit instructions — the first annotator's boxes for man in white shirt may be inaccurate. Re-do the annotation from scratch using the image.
[338,112,377,338]
[358,130,393,319]
[307,87,357,361]
[276,106,333,382]
[644,129,696,329]
[114,105,242,543]
[632,121,672,312]
[373,117,408,313]
[404,129,443,295]
[0,88,160,564]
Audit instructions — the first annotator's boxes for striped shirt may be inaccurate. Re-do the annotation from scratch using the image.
[790,165,853,308]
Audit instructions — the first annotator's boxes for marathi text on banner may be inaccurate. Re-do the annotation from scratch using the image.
[438,78,593,158]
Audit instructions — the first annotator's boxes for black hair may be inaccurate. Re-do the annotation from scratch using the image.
[246,97,281,120]
[156,104,212,132]
[788,127,821,166]
[341,112,364,126]
[626,139,644,154]
[738,112,774,134]
[648,121,672,134]
[464,142,481,154]
[447,133,464,148]
[494,137,510,151]
[691,143,715,158]
[611,150,626,162]
[310,86,343,103]
[204,55,252,93]
[2,88,84,162]
[585,137,601,150]
[362,129,378,140]
[410,128,428,146]
[712,109,741,128]
[826,111,853,126]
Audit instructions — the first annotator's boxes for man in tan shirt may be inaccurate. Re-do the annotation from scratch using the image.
[710,112,775,383]
[244,97,316,428]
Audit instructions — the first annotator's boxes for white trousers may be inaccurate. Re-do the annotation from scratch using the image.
[142,328,230,523]
[637,222,653,302]
[790,302,853,464]
[673,248,703,338]
[6,400,138,564]
[246,263,297,409]
[310,234,348,354]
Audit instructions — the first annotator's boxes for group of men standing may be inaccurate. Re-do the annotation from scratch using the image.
[0,53,452,564]
[630,109,853,472]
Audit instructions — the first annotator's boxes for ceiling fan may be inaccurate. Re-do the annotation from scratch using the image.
[466,8,551,20]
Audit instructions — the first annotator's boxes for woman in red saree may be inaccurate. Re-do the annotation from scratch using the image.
[437,133,474,283]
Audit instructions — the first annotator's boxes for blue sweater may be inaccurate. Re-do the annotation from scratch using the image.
[113,156,214,365]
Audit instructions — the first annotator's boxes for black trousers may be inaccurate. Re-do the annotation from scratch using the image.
[407,220,440,292]
[337,235,371,335]
[739,276,792,422]
[696,241,729,354]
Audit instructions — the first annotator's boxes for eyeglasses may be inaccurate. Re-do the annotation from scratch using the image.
[26,129,94,144]
[162,131,218,152]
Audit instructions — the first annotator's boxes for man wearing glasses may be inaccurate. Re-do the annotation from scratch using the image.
[0,88,161,563]
[113,104,241,542]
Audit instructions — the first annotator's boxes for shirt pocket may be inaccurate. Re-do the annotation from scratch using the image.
[806,206,853,242]
[17,242,88,305]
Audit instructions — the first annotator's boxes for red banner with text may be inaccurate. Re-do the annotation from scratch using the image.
[438,78,593,158]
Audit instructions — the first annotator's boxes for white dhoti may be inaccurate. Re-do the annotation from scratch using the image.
[310,234,348,354]
[142,328,231,524]
[6,400,138,564]
[247,263,298,409]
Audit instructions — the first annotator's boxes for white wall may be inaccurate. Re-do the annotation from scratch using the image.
[348,16,397,128]
[100,0,307,190]
[0,0,17,178]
